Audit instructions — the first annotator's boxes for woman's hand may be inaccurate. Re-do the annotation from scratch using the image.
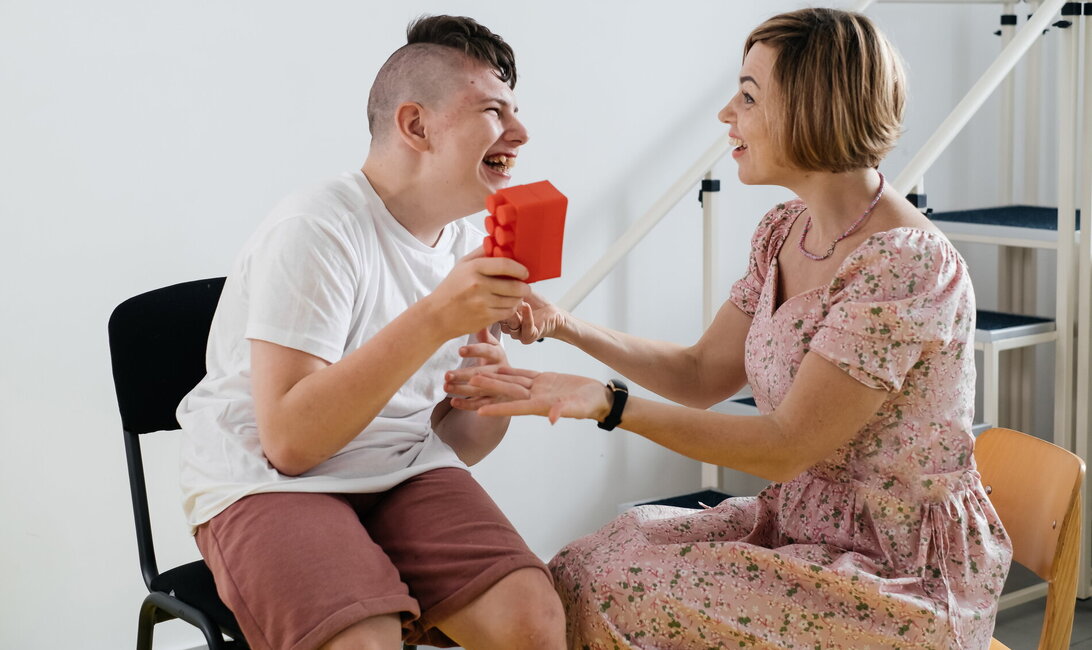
[454,367,611,424]
[500,290,569,344]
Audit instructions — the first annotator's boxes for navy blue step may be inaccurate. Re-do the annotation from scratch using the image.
[930,205,1081,230]
[975,309,1055,343]
[636,489,732,510]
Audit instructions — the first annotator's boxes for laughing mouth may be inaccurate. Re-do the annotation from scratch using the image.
[729,137,747,151]
[484,154,516,174]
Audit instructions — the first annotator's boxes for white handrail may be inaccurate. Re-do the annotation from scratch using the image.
[892,0,1067,194]
[557,135,733,312]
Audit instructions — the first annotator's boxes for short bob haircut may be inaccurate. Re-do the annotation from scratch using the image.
[745,8,906,173]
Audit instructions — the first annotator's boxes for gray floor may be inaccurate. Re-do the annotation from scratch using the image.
[992,597,1092,649]
[993,563,1092,648]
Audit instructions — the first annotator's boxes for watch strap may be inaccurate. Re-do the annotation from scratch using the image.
[597,378,629,431]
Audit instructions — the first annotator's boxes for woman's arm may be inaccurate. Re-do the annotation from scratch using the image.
[463,351,888,482]
[500,291,753,408]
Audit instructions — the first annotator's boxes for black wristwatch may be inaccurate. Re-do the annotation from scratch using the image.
[597,378,629,431]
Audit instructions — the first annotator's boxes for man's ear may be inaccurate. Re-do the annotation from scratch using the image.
[394,102,430,153]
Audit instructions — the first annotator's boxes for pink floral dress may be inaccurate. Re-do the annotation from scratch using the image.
[549,201,1012,649]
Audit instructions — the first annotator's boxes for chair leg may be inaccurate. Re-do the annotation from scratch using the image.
[136,599,158,650]
[193,615,229,650]
[138,593,236,650]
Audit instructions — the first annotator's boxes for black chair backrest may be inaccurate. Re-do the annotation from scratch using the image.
[109,278,226,434]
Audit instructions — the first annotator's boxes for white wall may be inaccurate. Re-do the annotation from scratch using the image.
[0,1,1044,648]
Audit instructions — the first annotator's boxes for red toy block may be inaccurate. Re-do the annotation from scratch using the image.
[483,180,567,283]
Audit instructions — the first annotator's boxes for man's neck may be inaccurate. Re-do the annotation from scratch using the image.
[361,158,456,247]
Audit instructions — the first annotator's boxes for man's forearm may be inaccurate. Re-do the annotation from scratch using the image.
[434,406,510,465]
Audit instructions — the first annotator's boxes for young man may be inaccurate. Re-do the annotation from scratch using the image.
[177,15,565,650]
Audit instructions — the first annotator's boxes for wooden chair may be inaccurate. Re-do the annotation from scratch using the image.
[976,427,1085,650]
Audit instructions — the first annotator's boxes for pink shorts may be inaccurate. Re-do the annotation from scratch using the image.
[195,467,548,650]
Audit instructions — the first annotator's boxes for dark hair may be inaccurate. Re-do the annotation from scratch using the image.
[745,8,905,172]
[406,15,516,89]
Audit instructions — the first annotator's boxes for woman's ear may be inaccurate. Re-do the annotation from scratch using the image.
[394,102,430,153]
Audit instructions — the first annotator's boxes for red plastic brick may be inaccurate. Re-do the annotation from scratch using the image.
[483,180,567,283]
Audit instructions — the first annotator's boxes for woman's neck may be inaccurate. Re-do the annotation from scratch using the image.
[786,168,884,242]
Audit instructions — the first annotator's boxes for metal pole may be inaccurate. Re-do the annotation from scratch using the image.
[893,0,1067,195]
[1001,3,1017,206]
[1074,3,1092,599]
[1052,9,1078,454]
[1019,1,1043,435]
[999,3,1020,428]
[701,170,720,490]
[1024,1,1043,204]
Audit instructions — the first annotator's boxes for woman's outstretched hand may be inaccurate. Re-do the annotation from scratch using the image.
[499,290,568,344]
[449,367,610,424]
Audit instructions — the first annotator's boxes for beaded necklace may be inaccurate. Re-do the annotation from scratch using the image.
[798,172,886,261]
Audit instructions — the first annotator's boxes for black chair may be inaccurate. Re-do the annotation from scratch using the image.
[109,277,247,649]
[110,277,419,649]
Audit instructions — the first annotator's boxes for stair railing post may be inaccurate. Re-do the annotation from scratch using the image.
[701,170,720,489]
[999,2,1023,430]
[1024,1,1043,204]
[1017,2,1043,436]
[1074,0,1092,600]
[1052,4,1079,456]
[1001,3,1017,206]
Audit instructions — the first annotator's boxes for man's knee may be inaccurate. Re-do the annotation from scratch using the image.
[319,613,402,650]
[440,567,566,649]
[490,568,566,644]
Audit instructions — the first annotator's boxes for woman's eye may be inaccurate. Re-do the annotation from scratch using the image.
[743,93,755,105]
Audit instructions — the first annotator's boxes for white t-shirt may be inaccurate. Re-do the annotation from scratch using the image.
[178,170,484,529]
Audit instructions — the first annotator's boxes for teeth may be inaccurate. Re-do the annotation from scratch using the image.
[485,154,516,171]
[729,137,745,148]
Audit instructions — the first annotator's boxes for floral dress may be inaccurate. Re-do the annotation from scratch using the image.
[549,200,1012,649]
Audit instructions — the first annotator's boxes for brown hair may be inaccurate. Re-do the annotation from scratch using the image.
[367,15,516,141]
[745,8,906,173]
[406,15,516,88]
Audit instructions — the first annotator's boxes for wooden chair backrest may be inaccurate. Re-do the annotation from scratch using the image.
[975,427,1084,650]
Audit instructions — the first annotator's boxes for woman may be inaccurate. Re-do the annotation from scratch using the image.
[447,8,1010,649]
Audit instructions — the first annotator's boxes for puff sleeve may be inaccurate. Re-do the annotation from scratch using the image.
[730,201,804,317]
[807,230,972,392]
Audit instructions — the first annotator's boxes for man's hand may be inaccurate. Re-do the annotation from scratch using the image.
[425,247,530,339]
[443,327,509,409]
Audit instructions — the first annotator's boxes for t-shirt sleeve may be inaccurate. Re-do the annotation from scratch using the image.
[729,203,798,317]
[243,214,359,364]
[807,231,970,392]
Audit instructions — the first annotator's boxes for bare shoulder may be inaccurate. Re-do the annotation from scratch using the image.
[874,195,943,237]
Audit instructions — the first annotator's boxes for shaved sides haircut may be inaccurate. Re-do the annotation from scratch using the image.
[367,15,517,143]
